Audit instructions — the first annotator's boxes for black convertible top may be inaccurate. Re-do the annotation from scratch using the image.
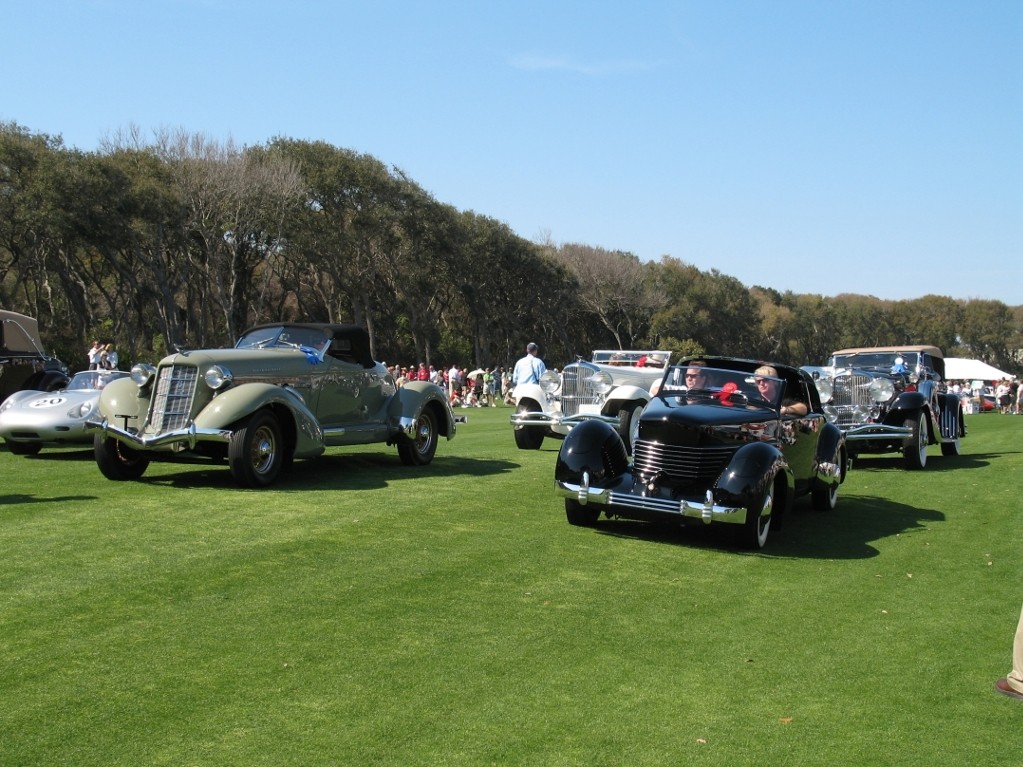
[243,323,375,368]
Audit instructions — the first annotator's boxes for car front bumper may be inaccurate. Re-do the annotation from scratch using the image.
[86,418,234,450]
[555,472,748,525]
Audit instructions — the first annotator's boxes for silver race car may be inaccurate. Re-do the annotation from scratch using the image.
[0,370,130,455]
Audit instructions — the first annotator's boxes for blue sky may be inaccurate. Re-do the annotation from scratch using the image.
[5,0,1021,304]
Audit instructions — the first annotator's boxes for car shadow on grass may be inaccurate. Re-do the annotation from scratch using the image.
[849,449,1015,473]
[585,493,944,560]
[129,453,521,491]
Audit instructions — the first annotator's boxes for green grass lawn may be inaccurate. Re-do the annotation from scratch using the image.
[2,407,1020,766]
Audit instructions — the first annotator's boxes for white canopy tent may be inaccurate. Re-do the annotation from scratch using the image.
[944,357,1013,381]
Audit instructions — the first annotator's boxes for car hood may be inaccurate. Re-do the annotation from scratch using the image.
[159,347,329,377]
[3,387,99,410]
[639,395,776,445]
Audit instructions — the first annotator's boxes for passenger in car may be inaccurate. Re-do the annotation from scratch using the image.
[753,365,808,417]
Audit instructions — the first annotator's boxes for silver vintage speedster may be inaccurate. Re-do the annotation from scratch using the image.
[509,350,670,454]
[86,323,458,487]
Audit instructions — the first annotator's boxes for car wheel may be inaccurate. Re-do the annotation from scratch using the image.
[617,404,642,455]
[565,499,600,526]
[513,400,544,450]
[94,435,150,480]
[6,440,42,456]
[228,410,284,488]
[398,408,438,466]
[741,480,774,550]
[902,412,928,470]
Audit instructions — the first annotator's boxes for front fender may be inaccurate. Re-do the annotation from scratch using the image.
[398,381,457,438]
[602,385,651,413]
[97,377,149,427]
[715,441,791,508]
[194,383,324,455]
[887,391,929,416]
[511,383,547,408]
[556,420,629,486]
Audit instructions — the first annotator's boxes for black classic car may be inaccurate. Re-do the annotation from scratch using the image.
[555,357,847,549]
[87,323,458,487]
[806,345,964,470]
[1,310,69,402]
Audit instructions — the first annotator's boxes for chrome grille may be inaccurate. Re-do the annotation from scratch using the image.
[151,364,198,432]
[632,439,737,483]
[830,374,877,427]
[560,364,595,417]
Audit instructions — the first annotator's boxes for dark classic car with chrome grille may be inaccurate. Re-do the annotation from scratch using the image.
[806,345,965,470]
[86,323,458,487]
[554,357,846,549]
[510,350,669,454]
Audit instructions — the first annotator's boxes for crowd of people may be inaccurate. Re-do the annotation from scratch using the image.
[386,342,551,408]
[385,362,514,408]
[947,378,1021,415]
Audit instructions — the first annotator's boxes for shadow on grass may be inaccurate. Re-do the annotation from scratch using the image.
[849,448,1016,473]
[585,493,944,560]
[0,493,96,507]
[127,453,520,491]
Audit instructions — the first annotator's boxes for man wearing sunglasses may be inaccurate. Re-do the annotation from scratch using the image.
[753,364,808,417]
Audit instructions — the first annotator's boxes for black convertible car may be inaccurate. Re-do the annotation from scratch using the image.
[554,357,847,549]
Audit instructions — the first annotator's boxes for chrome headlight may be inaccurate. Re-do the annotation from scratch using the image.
[131,363,156,386]
[70,400,95,419]
[204,365,233,390]
[589,370,613,396]
[815,378,834,403]
[539,370,561,395]
[868,378,895,403]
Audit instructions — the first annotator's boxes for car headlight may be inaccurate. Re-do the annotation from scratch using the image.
[539,370,560,395]
[70,400,95,419]
[868,378,895,403]
[131,363,156,386]
[815,379,834,403]
[589,370,613,396]
[204,365,233,390]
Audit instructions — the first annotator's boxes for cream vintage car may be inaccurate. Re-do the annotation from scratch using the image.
[509,350,670,454]
[87,323,458,487]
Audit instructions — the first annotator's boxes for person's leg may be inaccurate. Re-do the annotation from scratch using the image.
[996,604,1023,699]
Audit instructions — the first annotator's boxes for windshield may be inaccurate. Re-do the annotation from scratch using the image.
[831,351,917,373]
[67,370,128,391]
[235,326,330,355]
[660,364,785,410]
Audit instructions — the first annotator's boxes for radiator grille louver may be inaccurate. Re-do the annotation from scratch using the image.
[151,364,198,432]
[632,440,737,483]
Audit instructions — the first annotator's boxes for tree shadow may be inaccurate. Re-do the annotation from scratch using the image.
[586,493,944,560]
[0,493,96,507]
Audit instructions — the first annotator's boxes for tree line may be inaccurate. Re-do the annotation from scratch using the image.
[2,121,1020,375]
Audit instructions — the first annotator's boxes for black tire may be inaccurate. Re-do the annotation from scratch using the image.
[398,408,438,466]
[565,499,600,526]
[94,435,150,480]
[617,404,642,455]
[902,412,928,470]
[741,480,774,550]
[6,440,42,456]
[513,401,544,450]
[228,410,284,488]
